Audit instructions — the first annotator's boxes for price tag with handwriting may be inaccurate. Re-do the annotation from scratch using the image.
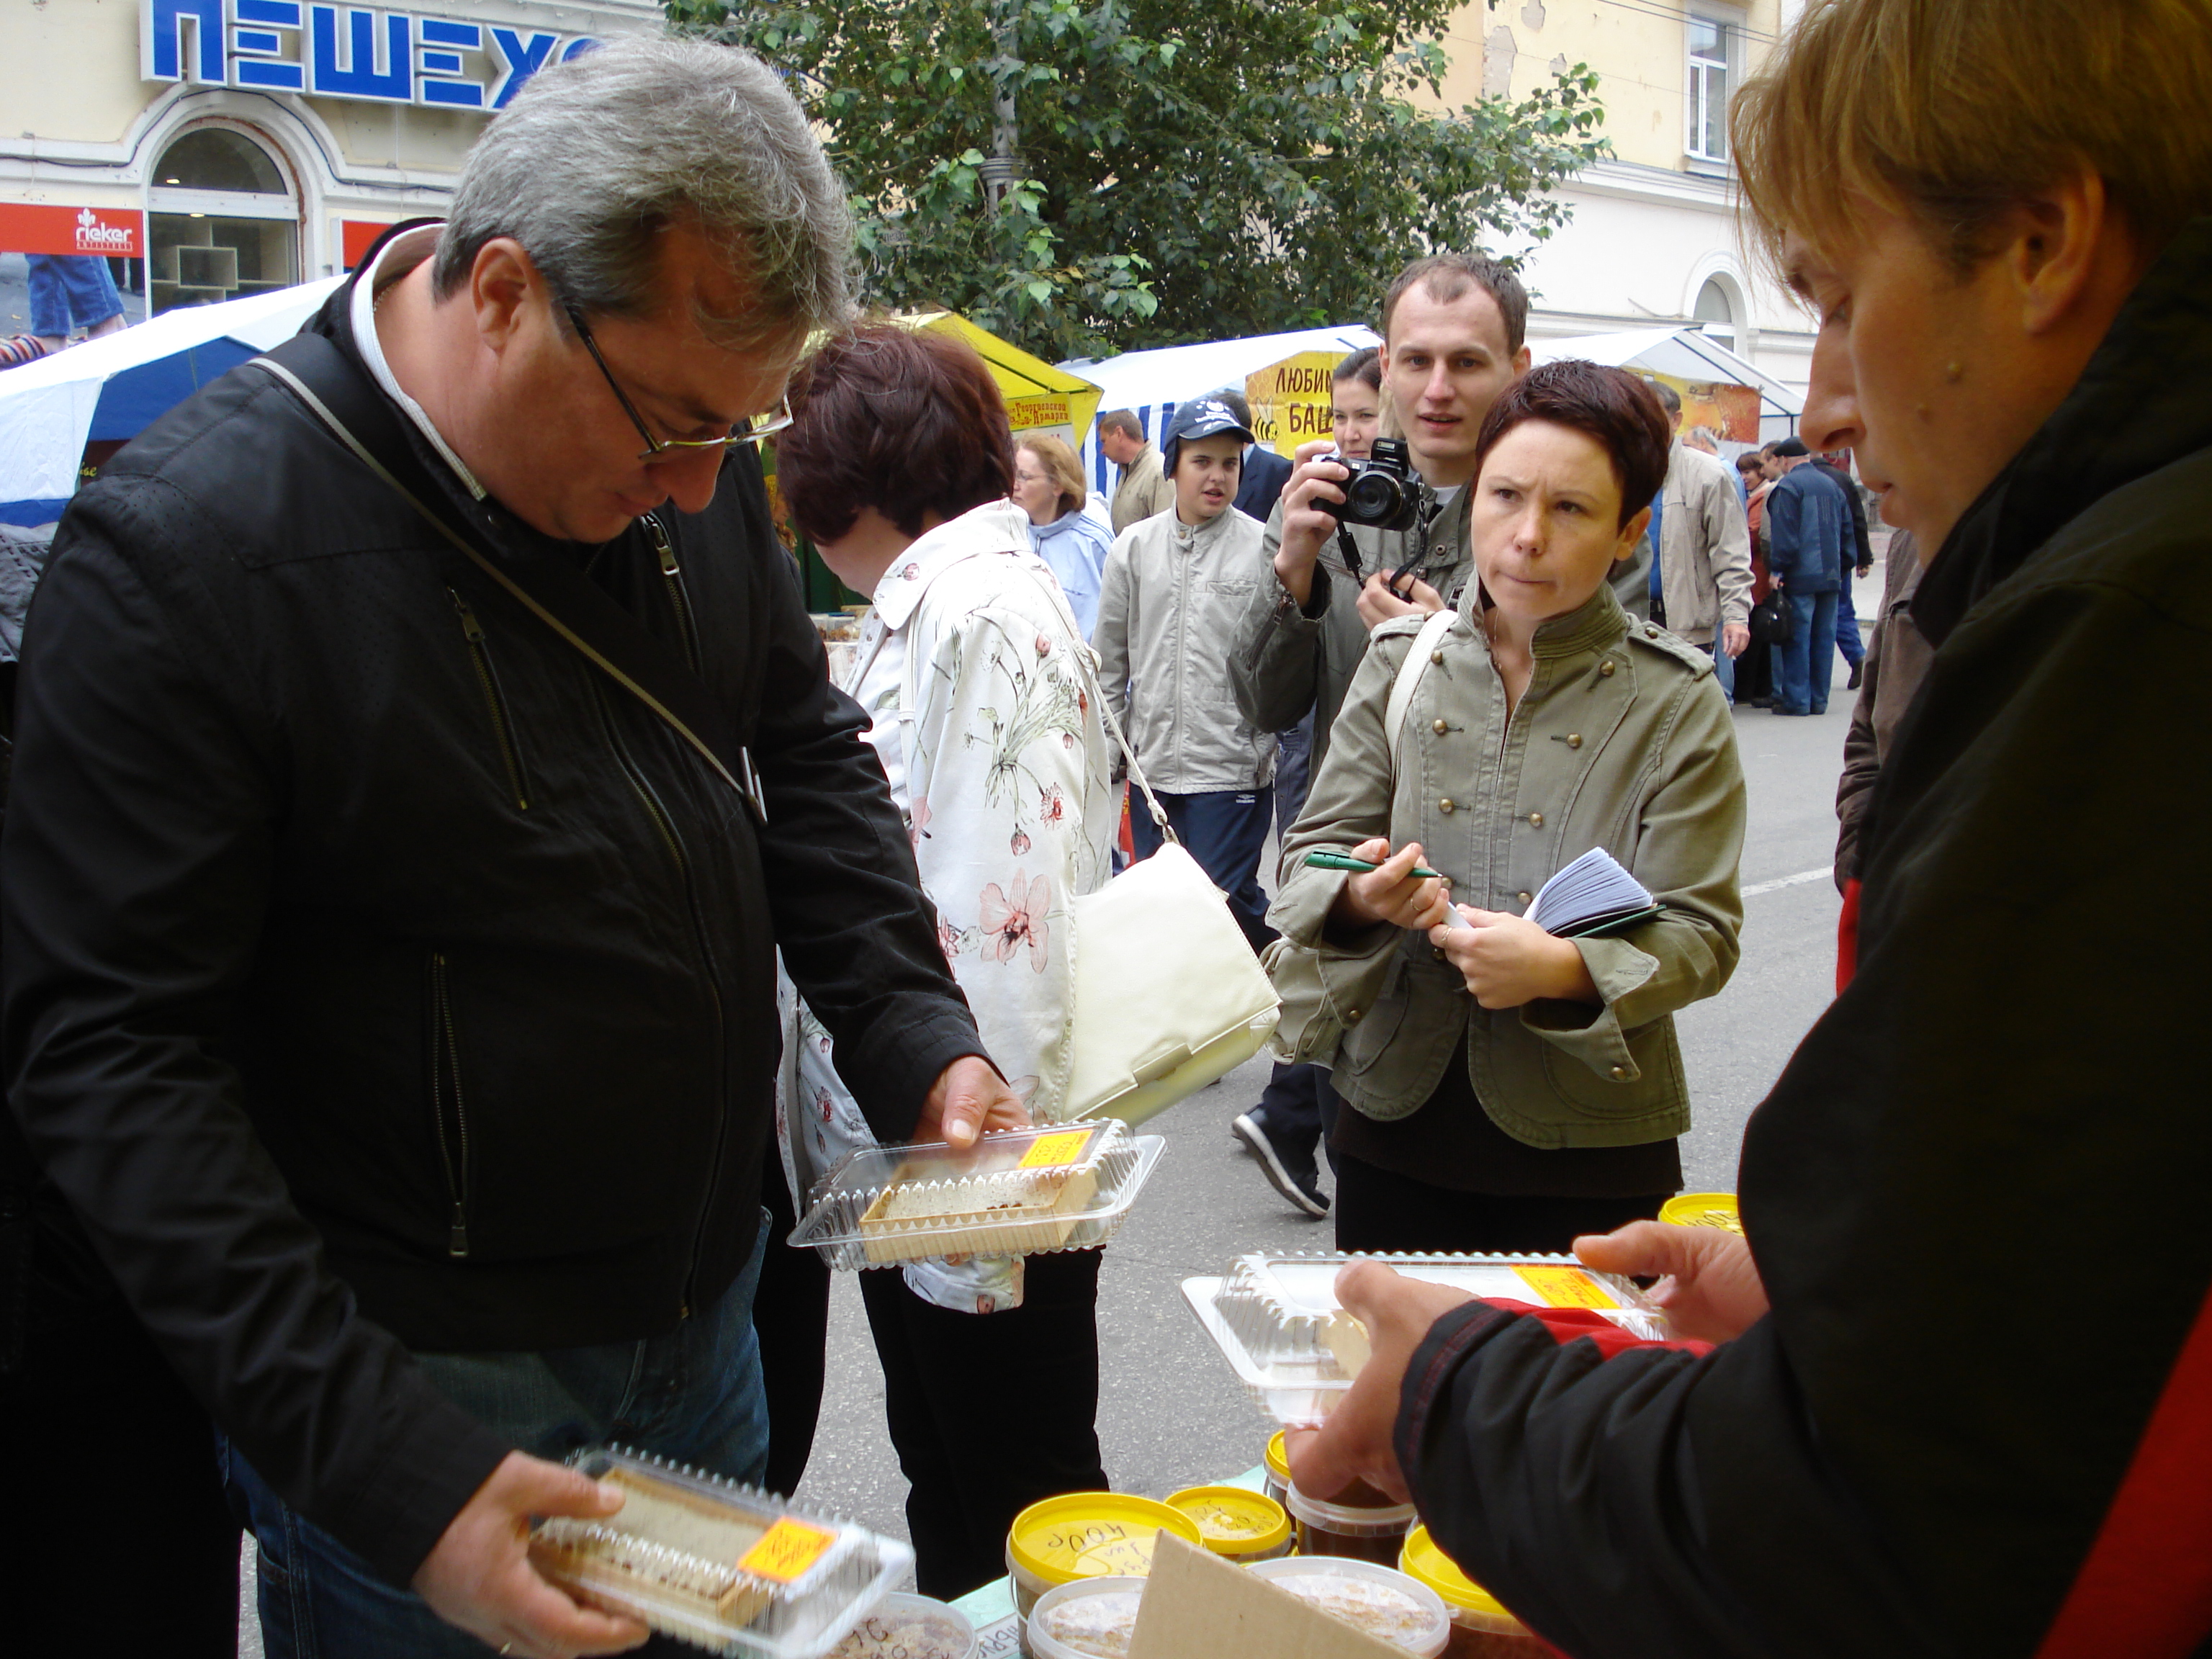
[737,1517,837,1584]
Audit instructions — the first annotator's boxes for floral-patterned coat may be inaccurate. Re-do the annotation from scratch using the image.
[778,500,1117,1312]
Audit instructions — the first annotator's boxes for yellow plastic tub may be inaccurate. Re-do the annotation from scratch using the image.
[1165,1485,1292,1562]
[1004,1493,1203,1647]
[1399,1525,1558,1657]
[1264,1430,1292,1509]
[1658,1191,1743,1233]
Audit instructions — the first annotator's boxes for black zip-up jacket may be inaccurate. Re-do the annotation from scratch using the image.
[1395,219,2212,1655]
[0,276,984,1584]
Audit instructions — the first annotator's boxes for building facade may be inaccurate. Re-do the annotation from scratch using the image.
[1436,0,1812,398]
[0,0,659,310]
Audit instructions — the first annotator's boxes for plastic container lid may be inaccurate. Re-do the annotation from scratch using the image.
[1264,1431,1292,1488]
[1658,1192,1742,1233]
[1285,1480,1419,1537]
[1248,1555,1450,1657]
[1027,1575,1147,1659]
[826,1591,977,1658]
[1164,1485,1291,1555]
[1007,1493,1204,1589]
[1399,1527,1525,1624]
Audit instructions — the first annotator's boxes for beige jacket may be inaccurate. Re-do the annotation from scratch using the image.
[1267,585,1745,1148]
[1110,444,1174,534]
[1094,506,1277,792]
[1657,441,1755,645]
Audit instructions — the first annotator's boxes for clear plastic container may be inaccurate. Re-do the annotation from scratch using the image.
[1248,1555,1451,1656]
[1399,1526,1559,1657]
[1658,1192,1742,1234]
[789,1120,1166,1270]
[1263,1430,1292,1509]
[1004,1492,1203,1640]
[527,1446,912,1658]
[1025,1575,1148,1659]
[1183,1252,1669,1425]
[1164,1485,1292,1562]
[1285,1479,1419,1567]
[825,1592,976,1659]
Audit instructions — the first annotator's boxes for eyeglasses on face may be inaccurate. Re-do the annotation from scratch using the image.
[563,302,793,463]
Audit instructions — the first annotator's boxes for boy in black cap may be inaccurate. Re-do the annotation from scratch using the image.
[1093,400,1280,948]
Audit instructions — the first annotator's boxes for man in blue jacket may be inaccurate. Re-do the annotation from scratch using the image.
[1763,435,1848,714]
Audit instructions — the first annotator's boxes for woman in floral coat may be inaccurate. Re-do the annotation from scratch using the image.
[768,325,1118,1596]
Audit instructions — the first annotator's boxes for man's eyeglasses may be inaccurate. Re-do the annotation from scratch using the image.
[564,302,793,462]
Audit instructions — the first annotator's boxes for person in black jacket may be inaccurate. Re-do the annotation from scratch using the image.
[1,38,1021,1659]
[1290,0,2212,1653]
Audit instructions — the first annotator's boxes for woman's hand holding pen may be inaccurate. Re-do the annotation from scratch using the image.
[1328,839,1455,932]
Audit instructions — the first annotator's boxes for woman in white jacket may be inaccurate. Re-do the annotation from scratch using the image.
[768,325,1117,1596]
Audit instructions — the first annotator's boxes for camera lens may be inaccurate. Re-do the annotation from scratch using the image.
[1346,473,1399,518]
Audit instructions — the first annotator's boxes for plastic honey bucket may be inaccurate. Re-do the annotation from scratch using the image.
[1400,1524,1560,1656]
[1165,1485,1292,1562]
[1005,1493,1202,1639]
[1658,1192,1743,1233]
[1264,1430,1292,1508]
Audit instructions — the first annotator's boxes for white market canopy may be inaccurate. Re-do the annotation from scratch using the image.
[0,275,346,523]
[1531,325,1804,424]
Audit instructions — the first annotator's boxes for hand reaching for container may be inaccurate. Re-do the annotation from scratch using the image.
[913,1053,1030,1149]
[1573,1220,1770,1343]
[1284,1262,1477,1505]
[1330,839,1453,933]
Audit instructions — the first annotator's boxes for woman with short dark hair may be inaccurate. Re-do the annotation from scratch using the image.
[1268,360,1746,1254]
[770,324,1116,1597]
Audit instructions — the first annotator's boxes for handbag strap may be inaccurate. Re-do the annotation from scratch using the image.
[1063,632,1177,846]
[1384,606,1462,763]
[246,335,762,815]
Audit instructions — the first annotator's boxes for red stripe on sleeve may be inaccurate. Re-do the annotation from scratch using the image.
[1837,876,1861,993]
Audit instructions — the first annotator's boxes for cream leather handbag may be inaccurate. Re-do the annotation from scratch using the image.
[1063,651,1282,1125]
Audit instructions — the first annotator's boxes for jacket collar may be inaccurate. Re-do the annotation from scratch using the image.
[868,500,1036,630]
[1912,215,2212,647]
[1168,505,1239,554]
[1470,576,1629,659]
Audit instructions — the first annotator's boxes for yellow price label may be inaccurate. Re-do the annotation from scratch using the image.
[1019,1129,1094,1169]
[737,1517,837,1584]
[1513,1265,1621,1310]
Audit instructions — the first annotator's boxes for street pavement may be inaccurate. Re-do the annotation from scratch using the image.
[237,552,1882,1644]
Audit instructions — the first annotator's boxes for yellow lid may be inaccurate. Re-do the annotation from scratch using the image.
[1265,1431,1291,1485]
[1659,1191,1743,1234]
[1007,1493,1202,1587]
[1398,1525,1516,1622]
[1165,1486,1292,1555]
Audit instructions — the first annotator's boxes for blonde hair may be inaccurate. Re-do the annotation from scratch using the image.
[1017,433,1087,519]
[1732,0,2212,276]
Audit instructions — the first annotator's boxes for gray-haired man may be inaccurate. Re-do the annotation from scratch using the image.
[2,38,1018,1658]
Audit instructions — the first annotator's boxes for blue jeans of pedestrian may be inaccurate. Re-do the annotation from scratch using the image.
[1129,784,1277,952]
[27,253,123,337]
[1834,563,1866,667]
[1273,711,1315,840]
[1771,588,1839,715]
[227,1213,773,1658]
[1704,637,1737,704]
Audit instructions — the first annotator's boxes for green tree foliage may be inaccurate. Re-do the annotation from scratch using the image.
[667,0,1606,361]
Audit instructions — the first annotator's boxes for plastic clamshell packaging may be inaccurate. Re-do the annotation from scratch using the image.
[527,1447,913,1658]
[1027,1575,1148,1659]
[1183,1253,1671,1426]
[1247,1556,1452,1658]
[788,1120,1166,1270]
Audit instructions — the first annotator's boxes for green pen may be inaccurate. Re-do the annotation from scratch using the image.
[1304,850,1447,881]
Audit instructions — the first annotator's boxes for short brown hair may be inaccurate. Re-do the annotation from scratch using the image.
[1017,433,1087,520]
[1380,255,1529,355]
[1733,0,2212,276]
[778,325,1015,544]
[1097,408,1144,441]
[1473,360,1671,529]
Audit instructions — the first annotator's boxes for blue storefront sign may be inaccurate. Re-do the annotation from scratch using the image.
[141,0,597,111]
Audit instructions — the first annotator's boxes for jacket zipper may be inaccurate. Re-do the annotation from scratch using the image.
[645,513,702,675]
[428,951,472,1259]
[447,588,529,809]
[594,678,728,1318]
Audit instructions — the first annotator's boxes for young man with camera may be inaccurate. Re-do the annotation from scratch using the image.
[1224,255,1531,1219]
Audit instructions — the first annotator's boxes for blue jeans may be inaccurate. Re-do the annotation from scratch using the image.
[1835,563,1866,667]
[228,1213,773,1658]
[1704,637,1737,704]
[27,253,123,337]
[1771,588,1839,714]
[1273,712,1314,840]
[1129,784,1276,951]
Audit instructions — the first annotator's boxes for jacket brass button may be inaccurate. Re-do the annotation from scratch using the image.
[1645,625,1660,639]
[1345,1007,1363,1024]
[1599,660,1616,678]
[1438,798,1455,814]
[1528,811,1544,828]
[1567,733,1583,749]
[1432,718,1449,735]
[1517,890,1532,904]
[1609,1064,1629,1081]
[1431,649,1446,665]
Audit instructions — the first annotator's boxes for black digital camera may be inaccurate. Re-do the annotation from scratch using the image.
[1316,436,1422,534]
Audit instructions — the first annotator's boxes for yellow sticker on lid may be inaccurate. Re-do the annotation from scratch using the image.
[737,1516,836,1583]
[1513,1265,1620,1310]
[1018,1128,1094,1169]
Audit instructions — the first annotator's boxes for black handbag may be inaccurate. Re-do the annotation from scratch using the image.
[1748,590,1791,645]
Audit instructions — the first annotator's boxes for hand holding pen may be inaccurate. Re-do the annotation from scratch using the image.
[1317,840,1468,932]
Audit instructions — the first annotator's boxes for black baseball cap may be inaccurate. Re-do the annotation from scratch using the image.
[1161,397,1256,473]
[1771,436,1811,458]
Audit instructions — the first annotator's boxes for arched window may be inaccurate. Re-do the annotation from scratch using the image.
[148,125,299,313]
[1694,278,1737,354]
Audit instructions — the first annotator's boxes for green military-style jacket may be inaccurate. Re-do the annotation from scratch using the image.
[1266,583,1745,1149]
